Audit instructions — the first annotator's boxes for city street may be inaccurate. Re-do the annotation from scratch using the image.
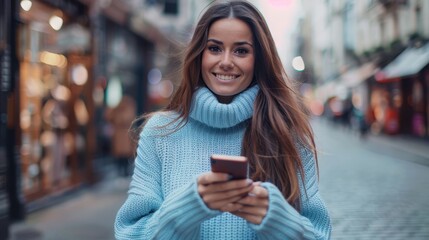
[9,118,429,240]
[2,1,429,240]
[9,173,129,240]
[314,119,429,240]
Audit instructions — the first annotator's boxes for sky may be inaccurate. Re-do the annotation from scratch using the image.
[252,0,301,73]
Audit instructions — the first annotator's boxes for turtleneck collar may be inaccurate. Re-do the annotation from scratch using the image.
[189,85,259,129]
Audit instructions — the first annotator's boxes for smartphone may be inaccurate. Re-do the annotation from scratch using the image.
[210,154,248,180]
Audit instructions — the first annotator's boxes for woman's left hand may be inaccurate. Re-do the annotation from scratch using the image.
[231,182,269,225]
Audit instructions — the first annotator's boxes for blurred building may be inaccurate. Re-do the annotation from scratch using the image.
[298,0,429,137]
[1,2,15,239]
[126,0,212,108]
[1,0,212,238]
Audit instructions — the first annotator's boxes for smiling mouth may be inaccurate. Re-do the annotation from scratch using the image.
[214,73,239,81]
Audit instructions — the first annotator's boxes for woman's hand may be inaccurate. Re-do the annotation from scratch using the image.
[197,172,254,212]
[231,182,269,225]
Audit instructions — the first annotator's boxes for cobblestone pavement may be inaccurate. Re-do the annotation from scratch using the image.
[313,119,429,240]
[9,176,129,240]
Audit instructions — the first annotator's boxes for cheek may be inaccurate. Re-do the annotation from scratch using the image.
[201,54,213,76]
[201,50,215,67]
[243,59,255,77]
[246,62,255,74]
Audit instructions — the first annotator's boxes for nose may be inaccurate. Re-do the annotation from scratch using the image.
[219,53,234,69]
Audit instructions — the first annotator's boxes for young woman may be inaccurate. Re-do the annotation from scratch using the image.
[114,1,331,239]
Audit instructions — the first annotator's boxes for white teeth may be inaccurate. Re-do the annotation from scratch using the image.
[216,74,236,80]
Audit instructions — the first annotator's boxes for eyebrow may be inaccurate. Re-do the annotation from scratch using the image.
[207,38,253,47]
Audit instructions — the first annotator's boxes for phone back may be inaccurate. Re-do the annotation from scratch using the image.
[210,154,248,179]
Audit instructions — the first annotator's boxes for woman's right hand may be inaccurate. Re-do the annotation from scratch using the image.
[197,172,254,212]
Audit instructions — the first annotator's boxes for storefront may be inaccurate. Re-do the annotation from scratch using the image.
[375,43,429,137]
[368,81,401,135]
[15,0,95,206]
[315,62,377,127]
[90,13,156,161]
[1,0,164,237]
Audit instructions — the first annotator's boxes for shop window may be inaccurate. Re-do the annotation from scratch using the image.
[164,0,178,15]
[18,0,93,201]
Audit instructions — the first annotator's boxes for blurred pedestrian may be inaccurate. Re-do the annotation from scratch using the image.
[105,95,136,177]
[351,106,369,138]
[115,1,331,239]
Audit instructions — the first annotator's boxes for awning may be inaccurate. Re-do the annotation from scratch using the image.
[315,81,347,103]
[375,43,429,82]
[339,62,377,88]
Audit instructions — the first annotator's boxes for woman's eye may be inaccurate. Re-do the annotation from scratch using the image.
[235,48,249,55]
[208,46,221,53]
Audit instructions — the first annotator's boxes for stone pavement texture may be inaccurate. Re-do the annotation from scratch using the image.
[8,176,129,240]
[313,118,429,240]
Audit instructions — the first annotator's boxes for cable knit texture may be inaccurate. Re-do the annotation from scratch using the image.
[114,85,332,239]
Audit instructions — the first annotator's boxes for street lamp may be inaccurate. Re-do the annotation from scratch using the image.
[49,11,64,31]
[20,0,32,11]
[292,56,305,71]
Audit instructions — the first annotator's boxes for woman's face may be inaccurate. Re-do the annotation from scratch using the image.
[201,18,255,103]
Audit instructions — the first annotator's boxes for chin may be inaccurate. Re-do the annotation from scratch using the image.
[213,89,237,97]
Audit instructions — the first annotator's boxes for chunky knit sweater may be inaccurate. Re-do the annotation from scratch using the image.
[114,85,332,239]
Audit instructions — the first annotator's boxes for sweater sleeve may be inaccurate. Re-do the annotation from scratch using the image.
[114,116,221,239]
[250,148,332,240]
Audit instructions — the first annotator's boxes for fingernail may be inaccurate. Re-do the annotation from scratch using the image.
[246,179,253,185]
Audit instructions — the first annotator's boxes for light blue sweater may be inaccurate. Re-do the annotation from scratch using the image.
[114,85,332,239]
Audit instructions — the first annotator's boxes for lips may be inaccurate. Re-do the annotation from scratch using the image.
[214,73,240,81]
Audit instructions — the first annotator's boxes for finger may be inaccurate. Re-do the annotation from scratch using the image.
[206,196,245,210]
[203,179,253,193]
[219,202,244,212]
[231,211,263,225]
[236,195,269,207]
[198,172,230,185]
[201,184,254,203]
[234,205,267,217]
[249,185,269,198]
[253,181,262,186]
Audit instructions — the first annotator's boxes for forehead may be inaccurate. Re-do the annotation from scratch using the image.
[208,18,253,42]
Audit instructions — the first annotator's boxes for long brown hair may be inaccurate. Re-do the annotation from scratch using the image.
[161,0,317,210]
